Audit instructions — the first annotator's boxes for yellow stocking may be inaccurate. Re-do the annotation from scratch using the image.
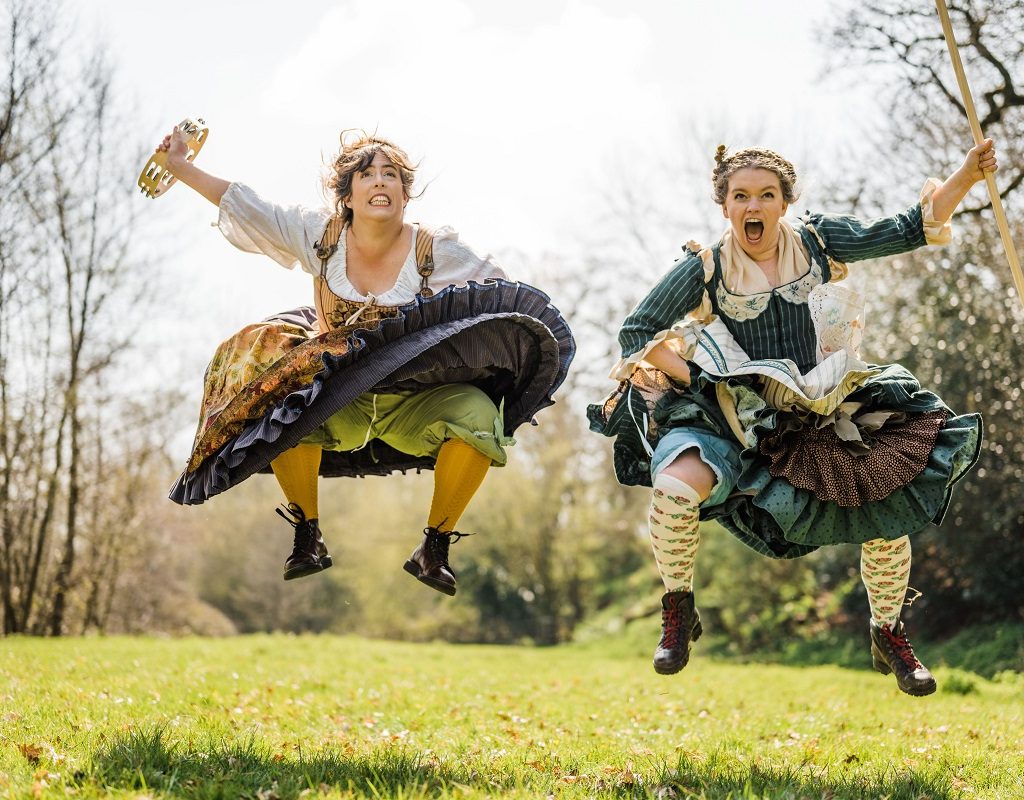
[427,439,491,532]
[270,443,322,519]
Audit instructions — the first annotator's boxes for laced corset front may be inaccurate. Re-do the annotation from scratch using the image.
[314,277,401,333]
[312,217,434,334]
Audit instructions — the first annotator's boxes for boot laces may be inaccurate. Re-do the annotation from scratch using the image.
[276,503,305,528]
[277,504,314,550]
[660,608,682,649]
[882,624,923,670]
[425,528,473,563]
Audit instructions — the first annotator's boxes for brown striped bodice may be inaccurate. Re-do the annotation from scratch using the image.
[313,280,402,333]
[312,217,436,334]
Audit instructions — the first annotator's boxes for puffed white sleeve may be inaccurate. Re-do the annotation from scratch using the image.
[430,226,510,284]
[217,182,330,274]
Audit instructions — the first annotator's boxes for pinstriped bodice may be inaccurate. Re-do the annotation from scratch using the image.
[708,226,831,374]
[617,202,928,375]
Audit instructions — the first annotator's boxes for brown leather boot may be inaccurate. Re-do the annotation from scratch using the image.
[653,590,703,675]
[870,619,936,696]
[276,504,333,581]
[402,527,473,596]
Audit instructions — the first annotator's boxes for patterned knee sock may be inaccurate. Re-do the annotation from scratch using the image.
[270,443,322,519]
[861,536,912,627]
[427,439,491,532]
[648,473,702,593]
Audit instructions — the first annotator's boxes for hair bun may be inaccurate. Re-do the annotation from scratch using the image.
[714,144,728,165]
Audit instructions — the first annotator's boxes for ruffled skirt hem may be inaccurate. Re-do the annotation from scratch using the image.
[170,280,575,505]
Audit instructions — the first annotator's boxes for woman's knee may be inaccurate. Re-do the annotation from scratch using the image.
[658,450,716,502]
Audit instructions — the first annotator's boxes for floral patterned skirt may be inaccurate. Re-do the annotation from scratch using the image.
[171,281,575,505]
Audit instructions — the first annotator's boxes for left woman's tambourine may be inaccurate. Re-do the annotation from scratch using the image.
[137,118,208,198]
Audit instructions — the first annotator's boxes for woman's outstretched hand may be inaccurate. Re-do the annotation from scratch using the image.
[152,125,230,207]
[932,137,999,222]
[155,126,191,173]
[960,138,998,185]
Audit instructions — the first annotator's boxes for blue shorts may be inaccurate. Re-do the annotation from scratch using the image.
[650,427,743,507]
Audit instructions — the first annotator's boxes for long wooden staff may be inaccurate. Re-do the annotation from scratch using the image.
[935,0,1024,309]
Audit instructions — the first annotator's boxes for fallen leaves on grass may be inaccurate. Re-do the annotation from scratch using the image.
[18,744,43,763]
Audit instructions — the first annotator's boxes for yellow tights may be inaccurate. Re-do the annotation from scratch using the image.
[270,439,490,530]
[427,439,491,532]
[270,443,322,519]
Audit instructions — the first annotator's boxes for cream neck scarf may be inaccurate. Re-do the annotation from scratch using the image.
[720,219,810,296]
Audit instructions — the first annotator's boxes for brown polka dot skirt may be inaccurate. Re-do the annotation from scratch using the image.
[760,410,949,507]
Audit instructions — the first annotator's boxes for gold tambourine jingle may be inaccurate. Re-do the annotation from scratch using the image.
[137,118,209,199]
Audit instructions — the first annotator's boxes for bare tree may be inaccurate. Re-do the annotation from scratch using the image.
[0,0,68,635]
[828,0,1024,216]
[0,0,188,636]
[824,0,1024,632]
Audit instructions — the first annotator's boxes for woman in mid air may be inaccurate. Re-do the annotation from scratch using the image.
[591,138,995,695]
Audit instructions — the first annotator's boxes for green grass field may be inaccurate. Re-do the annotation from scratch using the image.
[1,635,1021,799]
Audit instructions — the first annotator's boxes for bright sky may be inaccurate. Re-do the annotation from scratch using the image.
[77,1,880,335]
[68,0,900,461]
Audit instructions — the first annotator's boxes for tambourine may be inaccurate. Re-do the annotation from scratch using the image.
[137,118,208,198]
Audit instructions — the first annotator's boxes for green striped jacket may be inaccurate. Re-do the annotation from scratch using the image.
[618,204,928,374]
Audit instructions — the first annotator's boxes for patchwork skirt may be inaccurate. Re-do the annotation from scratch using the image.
[171,280,575,505]
[587,321,981,559]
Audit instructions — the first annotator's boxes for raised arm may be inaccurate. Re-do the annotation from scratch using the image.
[154,127,327,270]
[931,138,998,223]
[156,126,231,206]
[810,139,999,265]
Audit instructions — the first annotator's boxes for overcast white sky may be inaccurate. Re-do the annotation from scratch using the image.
[66,0,999,466]
[75,0,885,339]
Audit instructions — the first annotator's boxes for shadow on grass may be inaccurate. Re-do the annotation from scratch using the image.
[80,726,964,799]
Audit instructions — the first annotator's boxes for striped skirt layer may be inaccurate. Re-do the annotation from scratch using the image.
[170,280,575,505]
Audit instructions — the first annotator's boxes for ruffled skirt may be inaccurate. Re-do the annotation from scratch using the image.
[171,280,575,505]
[587,325,981,559]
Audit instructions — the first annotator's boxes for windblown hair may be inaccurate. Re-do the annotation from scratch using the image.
[711,145,799,205]
[326,130,418,224]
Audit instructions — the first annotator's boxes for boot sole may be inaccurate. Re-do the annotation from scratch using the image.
[283,559,333,581]
[403,560,456,596]
[871,646,937,696]
[653,620,703,675]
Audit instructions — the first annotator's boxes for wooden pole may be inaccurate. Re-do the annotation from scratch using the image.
[935,0,1024,309]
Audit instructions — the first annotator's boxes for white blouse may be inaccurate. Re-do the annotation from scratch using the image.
[217,182,508,306]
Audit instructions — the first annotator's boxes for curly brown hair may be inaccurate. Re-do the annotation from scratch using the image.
[711,145,799,205]
[326,130,418,224]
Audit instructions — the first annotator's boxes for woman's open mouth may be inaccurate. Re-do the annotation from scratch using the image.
[744,219,764,244]
[370,194,391,207]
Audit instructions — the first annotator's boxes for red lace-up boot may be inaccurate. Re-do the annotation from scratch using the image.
[653,590,703,675]
[870,619,936,696]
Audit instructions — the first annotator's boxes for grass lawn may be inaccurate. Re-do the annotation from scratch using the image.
[1,634,1021,799]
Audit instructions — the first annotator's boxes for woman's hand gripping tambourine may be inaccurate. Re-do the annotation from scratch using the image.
[137,118,208,198]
